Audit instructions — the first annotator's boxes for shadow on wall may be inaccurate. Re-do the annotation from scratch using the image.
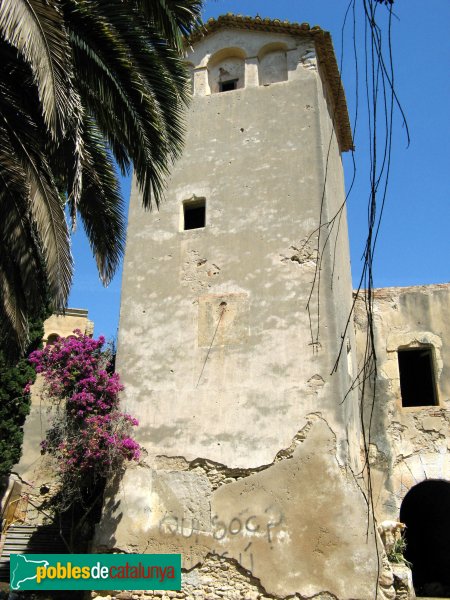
[205,43,289,95]
[92,469,124,552]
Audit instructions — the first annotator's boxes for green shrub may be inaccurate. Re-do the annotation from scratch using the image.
[0,312,47,476]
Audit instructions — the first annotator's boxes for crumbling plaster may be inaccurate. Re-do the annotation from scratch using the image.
[354,284,450,521]
[97,24,380,599]
[187,30,310,96]
[95,420,380,599]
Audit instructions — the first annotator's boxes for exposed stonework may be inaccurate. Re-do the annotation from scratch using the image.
[392,564,415,600]
[91,555,340,600]
[354,285,450,521]
[378,554,396,600]
[95,421,379,599]
[280,237,319,270]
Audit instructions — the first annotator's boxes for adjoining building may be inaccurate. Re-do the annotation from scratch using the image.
[0,309,94,577]
[13,309,94,479]
[354,284,450,597]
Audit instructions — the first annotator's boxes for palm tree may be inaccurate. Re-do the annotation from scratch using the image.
[0,0,202,355]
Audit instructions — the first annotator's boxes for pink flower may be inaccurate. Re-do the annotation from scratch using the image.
[31,329,140,477]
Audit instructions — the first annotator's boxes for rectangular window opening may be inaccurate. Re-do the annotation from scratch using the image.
[219,79,238,93]
[183,198,206,230]
[398,347,438,407]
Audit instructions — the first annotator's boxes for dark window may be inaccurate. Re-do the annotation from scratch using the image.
[219,79,238,92]
[398,347,437,407]
[46,333,59,346]
[183,198,205,230]
[400,480,450,594]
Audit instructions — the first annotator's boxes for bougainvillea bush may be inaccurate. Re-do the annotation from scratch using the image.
[29,330,139,509]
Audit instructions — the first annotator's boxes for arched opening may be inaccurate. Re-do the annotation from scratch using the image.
[46,333,59,346]
[258,42,288,85]
[207,47,246,94]
[400,479,450,597]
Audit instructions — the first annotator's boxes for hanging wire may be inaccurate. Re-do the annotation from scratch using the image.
[304,1,410,596]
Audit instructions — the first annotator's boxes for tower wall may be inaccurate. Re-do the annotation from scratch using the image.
[117,29,359,468]
[96,25,380,599]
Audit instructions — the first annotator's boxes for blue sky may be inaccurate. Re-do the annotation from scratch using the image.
[68,0,450,340]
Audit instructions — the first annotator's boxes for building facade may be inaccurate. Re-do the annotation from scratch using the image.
[95,16,384,599]
[354,284,450,597]
[2,14,447,600]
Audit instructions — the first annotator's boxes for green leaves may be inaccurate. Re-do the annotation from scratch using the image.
[0,0,74,139]
[135,0,203,52]
[0,39,72,350]
[0,0,202,355]
[0,308,46,476]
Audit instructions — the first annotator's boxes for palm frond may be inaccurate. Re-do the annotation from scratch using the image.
[0,127,46,353]
[0,260,29,355]
[133,0,203,52]
[0,119,72,311]
[0,0,203,355]
[0,0,74,138]
[77,116,125,285]
[66,0,191,208]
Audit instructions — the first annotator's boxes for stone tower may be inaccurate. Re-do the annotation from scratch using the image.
[96,16,381,599]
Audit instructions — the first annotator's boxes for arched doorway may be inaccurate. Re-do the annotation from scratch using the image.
[400,479,450,597]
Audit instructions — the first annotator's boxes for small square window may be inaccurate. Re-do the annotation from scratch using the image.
[183,198,206,230]
[219,79,238,93]
[398,347,438,407]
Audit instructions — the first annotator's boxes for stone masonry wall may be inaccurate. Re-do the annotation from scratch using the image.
[354,284,450,522]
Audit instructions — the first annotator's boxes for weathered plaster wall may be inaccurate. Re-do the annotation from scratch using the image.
[115,29,358,470]
[314,52,361,473]
[43,308,94,343]
[13,309,93,480]
[354,284,450,521]
[96,420,379,599]
[95,27,379,599]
